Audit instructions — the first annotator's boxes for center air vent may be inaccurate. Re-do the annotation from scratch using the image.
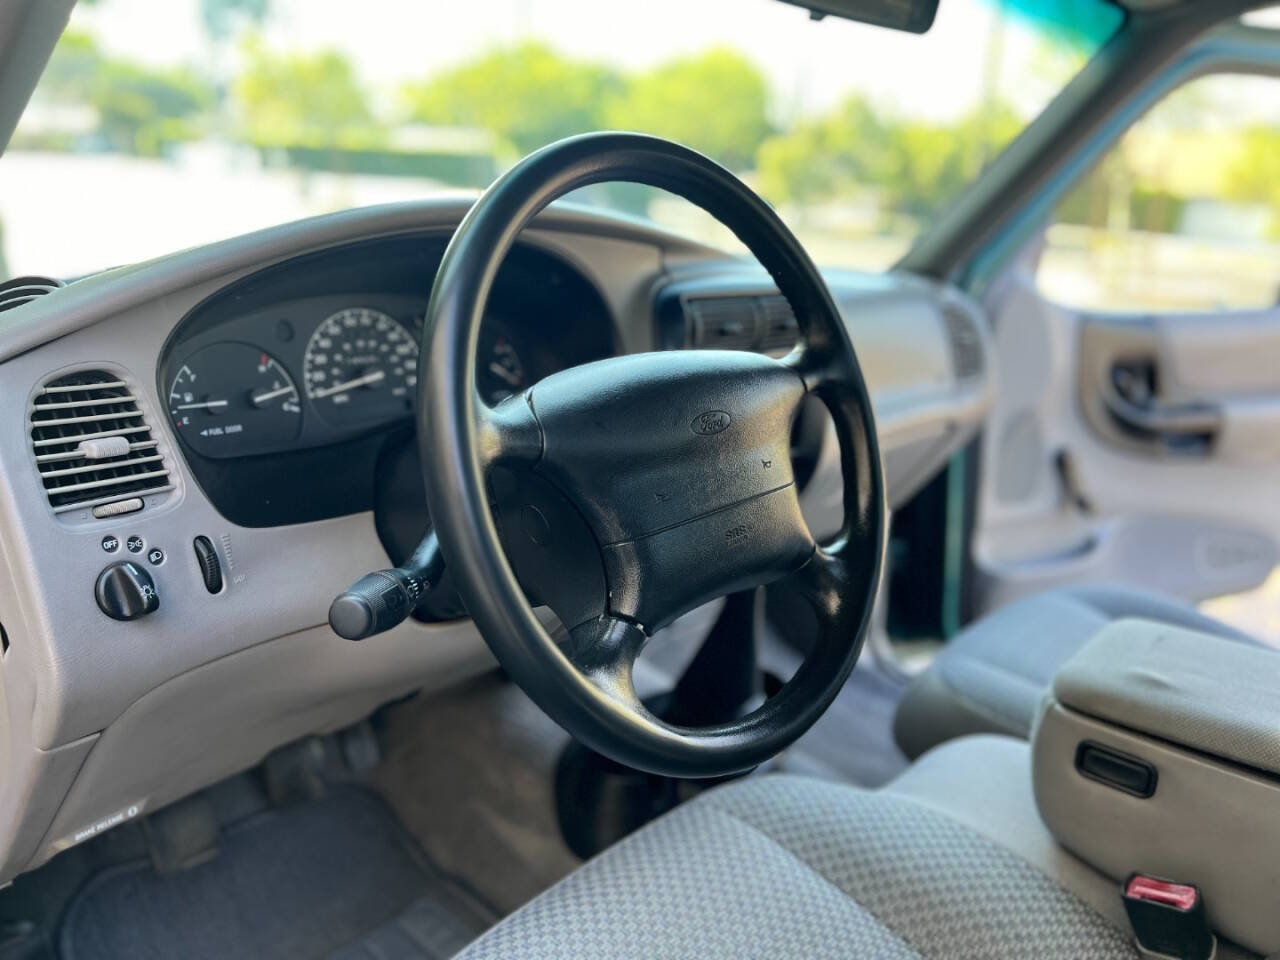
[667,294,799,356]
[29,371,173,516]
[941,303,984,380]
[0,275,63,314]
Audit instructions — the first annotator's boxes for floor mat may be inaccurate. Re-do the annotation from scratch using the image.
[374,674,582,917]
[59,787,491,960]
[331,898,488,960]
[370,605,771,917]
[764,634,910,787]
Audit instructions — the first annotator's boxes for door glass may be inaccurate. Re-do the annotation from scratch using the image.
[1036,73,1280,313]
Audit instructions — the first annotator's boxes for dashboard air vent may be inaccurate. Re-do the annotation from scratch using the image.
[758,295,799,353]
[29,371,172,515]
[681,294,799,356]
[0,275,63,314]
[941,303,984,380]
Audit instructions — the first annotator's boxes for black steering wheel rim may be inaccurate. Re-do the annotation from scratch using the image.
[418,132,886,779]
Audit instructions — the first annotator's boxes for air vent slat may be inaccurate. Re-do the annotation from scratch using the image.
[32,424,151,448]
[39,454,165,480]
[36,394,142,411]
[30,410,147,429]
[35,440,158,464]
[29,371,171,515]
[40,468,171,497]
[42,380,128,394]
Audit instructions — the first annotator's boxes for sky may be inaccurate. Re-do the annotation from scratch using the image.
[68,0,1068,125]
[0,0,1133,278]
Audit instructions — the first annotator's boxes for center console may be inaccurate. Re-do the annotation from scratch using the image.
[1033,620,1280,956]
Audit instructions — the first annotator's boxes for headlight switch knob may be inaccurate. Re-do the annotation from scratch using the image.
[95,561,160,621]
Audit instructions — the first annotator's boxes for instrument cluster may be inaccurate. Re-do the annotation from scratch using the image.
[156,234,615,525]
[165,298,548,458]
[166,293,601,471]
[165,297,434,458]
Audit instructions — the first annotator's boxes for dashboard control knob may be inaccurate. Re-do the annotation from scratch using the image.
[193,535,223,593]
[95,561,160,621]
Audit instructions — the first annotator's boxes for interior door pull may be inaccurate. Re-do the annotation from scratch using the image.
[1054,449,1092,513]
[1102,392,1221,436]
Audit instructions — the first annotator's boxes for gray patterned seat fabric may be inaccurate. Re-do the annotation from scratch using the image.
[455,736,1138,959]
[892,585,1253,759]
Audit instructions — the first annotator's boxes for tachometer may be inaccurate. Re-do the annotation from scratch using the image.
[168,342,302,458]
[303,308,418,424]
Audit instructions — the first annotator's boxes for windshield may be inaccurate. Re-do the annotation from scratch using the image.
[2,0,1122,279]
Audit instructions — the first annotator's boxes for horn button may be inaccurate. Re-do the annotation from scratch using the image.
[527,351,815,628]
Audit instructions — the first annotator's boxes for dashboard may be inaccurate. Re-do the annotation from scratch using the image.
[0,198,993,888]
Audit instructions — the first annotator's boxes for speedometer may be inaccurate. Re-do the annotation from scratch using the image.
[303,308,418,424]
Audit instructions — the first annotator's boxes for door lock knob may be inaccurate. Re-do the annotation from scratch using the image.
[95,561,160,621]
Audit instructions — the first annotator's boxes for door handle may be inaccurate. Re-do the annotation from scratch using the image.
[1102,391,1222,436]
[1103,359,1221,444]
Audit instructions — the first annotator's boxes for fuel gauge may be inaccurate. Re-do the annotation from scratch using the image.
[168,342,302,458]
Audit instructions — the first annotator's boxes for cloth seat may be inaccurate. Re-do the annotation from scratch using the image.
[454,736,1141,960]
[892,585,1254,760]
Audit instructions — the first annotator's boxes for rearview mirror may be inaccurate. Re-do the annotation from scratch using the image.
[777,0,939,33]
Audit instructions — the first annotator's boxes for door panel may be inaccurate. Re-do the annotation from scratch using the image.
[1160,311,1280,398]
[970,67,1280,622]
[972,245,1280,614]
[1078,308,1280,461]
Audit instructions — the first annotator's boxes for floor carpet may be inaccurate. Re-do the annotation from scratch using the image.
[373,600,910,918]
[59,787,491,960]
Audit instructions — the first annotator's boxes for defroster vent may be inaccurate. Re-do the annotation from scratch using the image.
[29,371,173,515]
[0,276,63,314]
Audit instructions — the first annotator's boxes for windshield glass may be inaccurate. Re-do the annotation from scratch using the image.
[2,0,1122,279]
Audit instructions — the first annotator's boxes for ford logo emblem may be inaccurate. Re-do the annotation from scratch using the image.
[691,410,731,436]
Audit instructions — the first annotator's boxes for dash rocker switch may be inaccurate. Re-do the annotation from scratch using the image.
[193,535,223,594]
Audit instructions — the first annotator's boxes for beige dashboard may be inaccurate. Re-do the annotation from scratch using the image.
[0,198,992,884]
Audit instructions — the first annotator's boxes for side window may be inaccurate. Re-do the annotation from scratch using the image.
[1036,73,1280,313]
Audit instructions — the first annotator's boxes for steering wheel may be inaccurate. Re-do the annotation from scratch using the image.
[334,132,885,780]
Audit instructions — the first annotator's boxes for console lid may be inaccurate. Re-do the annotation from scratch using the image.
[1053,621,1280,776]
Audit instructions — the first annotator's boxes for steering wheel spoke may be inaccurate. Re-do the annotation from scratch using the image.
[782,341,833,393]
[565,615,647,707]
[789,537,876,636]
[474,391,542,467]
[788,547,847,616]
